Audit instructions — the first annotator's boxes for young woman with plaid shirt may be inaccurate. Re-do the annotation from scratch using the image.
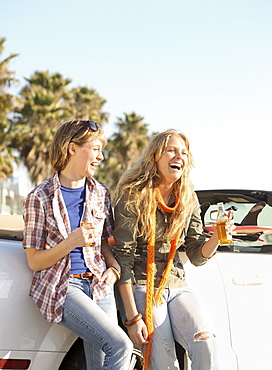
[23,119,133,370]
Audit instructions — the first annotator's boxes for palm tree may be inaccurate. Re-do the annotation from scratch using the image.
[68,86,108,124]
[11,71,72,185]
[96,112,150,190]
[113,112,149,168]
[11,71,109,186]
[0,37,20,181]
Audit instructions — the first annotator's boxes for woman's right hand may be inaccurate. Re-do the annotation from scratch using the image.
[67,224,97,249]
[25,224,97,272]
[127,319,149,344]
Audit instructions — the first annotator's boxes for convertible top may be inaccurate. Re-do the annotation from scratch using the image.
[196,189,272,206]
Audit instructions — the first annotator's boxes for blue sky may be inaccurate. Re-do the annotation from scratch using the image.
[1,0,272,191]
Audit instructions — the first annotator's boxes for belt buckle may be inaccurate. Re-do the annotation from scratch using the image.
[81,272,92,279]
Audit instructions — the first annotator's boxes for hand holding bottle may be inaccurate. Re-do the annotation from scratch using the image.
[80,202,98,247]
[80,222,97,247]
[215,203,234,245]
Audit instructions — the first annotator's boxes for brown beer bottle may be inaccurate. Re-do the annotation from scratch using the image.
[216,202,232,245]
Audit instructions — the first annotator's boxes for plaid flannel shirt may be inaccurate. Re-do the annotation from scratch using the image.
[23,172,113,323]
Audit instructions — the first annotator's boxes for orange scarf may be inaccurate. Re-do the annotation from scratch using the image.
[144,188,179,369]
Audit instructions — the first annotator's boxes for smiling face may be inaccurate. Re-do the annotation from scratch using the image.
[77,138,104,178]
[156,135,188,187]
[68,138,104,179]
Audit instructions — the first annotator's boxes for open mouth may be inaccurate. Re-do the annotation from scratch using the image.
[169,163,182,171]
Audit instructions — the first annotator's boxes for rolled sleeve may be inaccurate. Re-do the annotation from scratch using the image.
[113,195,138,285]
[184,196,209,266]
[101,190,114,240]
[23,192,47,250]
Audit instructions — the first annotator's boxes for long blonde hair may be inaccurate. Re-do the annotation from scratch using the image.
[113,129,196,242]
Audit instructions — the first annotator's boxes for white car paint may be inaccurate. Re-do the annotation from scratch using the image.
[1,189,272,370]
[0,237,77,370]
[181,190,272,370]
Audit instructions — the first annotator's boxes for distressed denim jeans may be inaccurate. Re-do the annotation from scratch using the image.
[134,285,219,370]
[61,277,133,370]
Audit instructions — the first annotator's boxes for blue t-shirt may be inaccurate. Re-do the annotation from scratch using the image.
[60,185,89,274]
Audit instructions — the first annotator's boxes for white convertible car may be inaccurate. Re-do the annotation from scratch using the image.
[0,189,272,370]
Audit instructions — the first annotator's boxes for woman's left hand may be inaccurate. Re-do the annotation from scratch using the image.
[101,268,119,285]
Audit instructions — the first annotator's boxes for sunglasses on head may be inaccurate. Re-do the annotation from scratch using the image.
[70,120,101,142]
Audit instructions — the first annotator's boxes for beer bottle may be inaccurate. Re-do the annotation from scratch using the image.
[216,202,232,245]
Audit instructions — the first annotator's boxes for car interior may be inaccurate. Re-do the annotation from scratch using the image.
[197,190,272,253]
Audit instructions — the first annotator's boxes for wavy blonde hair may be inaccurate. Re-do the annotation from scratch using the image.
[113,129,196,242]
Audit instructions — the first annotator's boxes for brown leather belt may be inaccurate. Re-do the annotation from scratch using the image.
[71,272,93,279]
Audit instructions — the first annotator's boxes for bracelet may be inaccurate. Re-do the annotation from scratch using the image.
[124,313,143,327]
[109,266,121,280]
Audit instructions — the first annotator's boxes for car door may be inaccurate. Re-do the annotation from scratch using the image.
[198,195,272,370]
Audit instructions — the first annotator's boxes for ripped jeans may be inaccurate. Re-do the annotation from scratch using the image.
[61,277,133,370]
[133,285,219,370]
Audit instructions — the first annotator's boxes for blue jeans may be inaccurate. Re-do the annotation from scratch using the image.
[134,285,219,370]
[61,277,133,370]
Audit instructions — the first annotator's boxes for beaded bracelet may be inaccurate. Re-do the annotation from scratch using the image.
[124,313,143,327]
[109,266,121,280]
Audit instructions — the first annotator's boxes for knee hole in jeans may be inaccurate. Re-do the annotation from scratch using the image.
[194,331,215,342]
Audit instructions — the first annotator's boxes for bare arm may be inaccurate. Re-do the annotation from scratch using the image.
[118,284,148,344]
[201,214,235,258]
[26,225,95,272]
[201,229,219,258]
[101,239,120,270]
[100,239,121,284]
